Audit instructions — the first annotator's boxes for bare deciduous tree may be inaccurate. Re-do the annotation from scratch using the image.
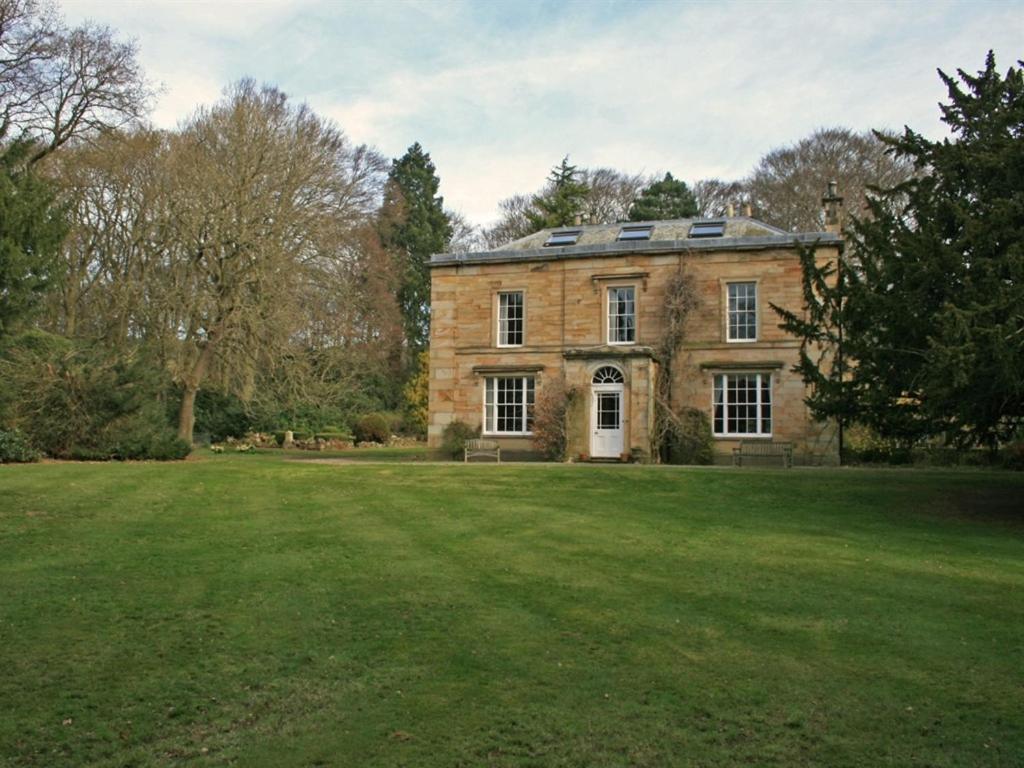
[445,209,484,254]
[48,127,166,339]
[481,192,534,249]
[150,80,386,442]
[746,127,915,231]
[482,167,651,249]
[692,178,748,218]
[580,167,648,225]
[0,0,152,163]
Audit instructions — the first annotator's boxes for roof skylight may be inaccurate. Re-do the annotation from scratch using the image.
[544,229,582,247]
[689,221,726,238]
[617,225,653,241]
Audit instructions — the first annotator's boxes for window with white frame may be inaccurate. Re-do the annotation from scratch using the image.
[497,291,524,346]
[607,286,636,344]
[727,281,757,341]
[713,373,772,436]
[483,376,535,434]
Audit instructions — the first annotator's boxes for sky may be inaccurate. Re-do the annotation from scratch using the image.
[61,0,1023,226]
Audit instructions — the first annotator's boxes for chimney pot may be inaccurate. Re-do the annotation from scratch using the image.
[822,182,844,234]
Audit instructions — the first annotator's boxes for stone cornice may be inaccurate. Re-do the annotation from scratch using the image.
[563,345,660,362]
[430,233,842,268]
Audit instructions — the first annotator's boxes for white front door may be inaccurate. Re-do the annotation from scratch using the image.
[590,384,624,458]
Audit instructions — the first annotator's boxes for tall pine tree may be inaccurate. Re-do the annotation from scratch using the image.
[379,143,452,353]
[0,142,66,339]
[627,172,698,221]
[775,52,1024,449]
[526,157,589,230]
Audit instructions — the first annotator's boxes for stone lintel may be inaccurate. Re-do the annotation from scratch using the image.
[590,271,650,291]
[471,364,545,375]
[699,360,785,371]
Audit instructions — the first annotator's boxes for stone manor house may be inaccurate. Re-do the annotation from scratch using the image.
[427,200,844,464]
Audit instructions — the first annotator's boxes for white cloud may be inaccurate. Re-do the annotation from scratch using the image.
[58,0,1024,225]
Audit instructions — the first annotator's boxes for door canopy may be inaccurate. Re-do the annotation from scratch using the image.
[592,366,624,384]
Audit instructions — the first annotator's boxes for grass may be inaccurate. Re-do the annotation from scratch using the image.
[0,454,1022,767]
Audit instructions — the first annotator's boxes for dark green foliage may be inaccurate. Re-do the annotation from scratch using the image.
[628,172,698,221]
[0,329,72,424]
[771,240,862,452]
[0,429,39,463]
[0,333,188,460]
[775,53,1024,449]
[663,407,714,465]
[272,429,354,445]
[440,419,479,459]
[192,388,254,443]
[250,398,368,438]
[353,413,390,445]
[379,143,453,351]
[1003,442,1024,470]
[526,157,590,231]
[0,142,66,338]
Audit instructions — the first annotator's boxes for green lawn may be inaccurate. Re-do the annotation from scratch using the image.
[1,455,1022,767]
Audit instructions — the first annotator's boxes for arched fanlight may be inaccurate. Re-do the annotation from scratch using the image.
[592,366,624,384]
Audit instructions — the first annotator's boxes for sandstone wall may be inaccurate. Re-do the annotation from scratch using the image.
[428,245,840,464]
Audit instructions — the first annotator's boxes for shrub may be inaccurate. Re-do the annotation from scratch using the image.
[353,413,390,445]
[845,425,913,465]
[113,429,192,461]
[441,420,479,459]
[0,429,40,463]
[376,411,406,436]
[401,351,429,438]
[248,397,379,437]
[663,407,714,465]
[0,337,187,461]
[531,382,576,461]
[1002,442,1024,471]
[192,388,253,442]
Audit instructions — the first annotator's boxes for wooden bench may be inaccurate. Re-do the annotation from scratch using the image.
[733,440,793,468]
[464,439,501,463]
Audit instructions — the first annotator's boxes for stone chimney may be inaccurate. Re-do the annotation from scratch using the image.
[743,204,752,218]
[822,180,844,234]
[726,203,735,218]
[573,213,582,226]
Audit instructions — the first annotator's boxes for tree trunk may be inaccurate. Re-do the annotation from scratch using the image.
[178,384,199,443]
[63,290,78,337]
[176,339,217,444]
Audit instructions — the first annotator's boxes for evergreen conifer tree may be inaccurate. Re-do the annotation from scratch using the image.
[0,142,66,338]
[379,143,452,352]
[526,157,589,230]
[775,52,1024,449]
[627,173,698,221]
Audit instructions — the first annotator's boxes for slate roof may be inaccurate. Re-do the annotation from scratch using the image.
[431,217,842,267]
[498,216,786,250]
